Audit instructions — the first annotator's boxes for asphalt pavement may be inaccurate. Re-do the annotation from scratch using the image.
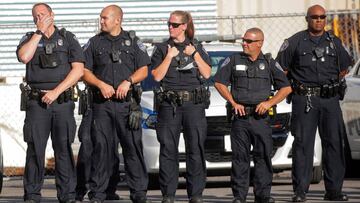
[0,171,359,203]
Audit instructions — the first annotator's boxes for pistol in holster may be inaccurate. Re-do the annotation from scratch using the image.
[226,102,233,123]
[194,86,211,109]
[19,82,31,111]
[78,86,93,115]
[338,78,347,100]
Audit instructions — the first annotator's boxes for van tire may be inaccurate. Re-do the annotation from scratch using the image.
[311,165,322,184]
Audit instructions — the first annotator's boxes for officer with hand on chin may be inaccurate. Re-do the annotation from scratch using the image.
[17,3,84,203]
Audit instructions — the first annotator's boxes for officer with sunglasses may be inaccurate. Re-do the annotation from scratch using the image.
[151,10,211,203]
[214,27,291,203]
[276,5,353,202]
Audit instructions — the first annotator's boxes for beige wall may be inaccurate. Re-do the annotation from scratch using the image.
[217,0,360,16]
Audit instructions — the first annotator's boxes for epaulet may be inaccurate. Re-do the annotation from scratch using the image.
[128,30,137,41]
[59,28,67,38]
[326,30,335,39]
[26,31,34,36]
[264,53,272,61]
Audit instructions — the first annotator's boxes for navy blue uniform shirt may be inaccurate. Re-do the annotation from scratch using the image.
[17,26,85,89]
[276,30,353,86]
[83,30,150,88]
[151,38,211,91]
[214,52,290,104]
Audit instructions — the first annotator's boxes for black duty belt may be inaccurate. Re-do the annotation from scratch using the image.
[293,86,321,97]
[175,90,194,102]
[28,88,73,103]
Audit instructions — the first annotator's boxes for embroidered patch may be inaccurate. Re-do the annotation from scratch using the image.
[220,57,230,68]
[19,35,29,45]
[83,40,91,51]
[137,40,147,53]
[279,39,289,52]
[150,45,157,57]
[275,62,284,72]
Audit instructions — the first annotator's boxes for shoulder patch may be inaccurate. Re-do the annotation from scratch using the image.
[19,35,29,45]
[73,35,79,43]
[220,57,230,68]
[275,61,284,72]
[279,39,289,52]
[201,46,209,56]
[150,45,157,57]
[83,40,91,51]
[137,39,147,53]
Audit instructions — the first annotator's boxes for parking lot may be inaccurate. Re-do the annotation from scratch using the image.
[0,171,359,203]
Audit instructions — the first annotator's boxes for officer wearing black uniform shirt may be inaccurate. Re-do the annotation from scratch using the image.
[214,28,291,203]
[16,3,84,203]
[276,5,353,203]
[82,5,150,203]
[151,10,211,203]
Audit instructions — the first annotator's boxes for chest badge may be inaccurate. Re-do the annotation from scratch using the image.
[125,40,131,46]
[57,39,63,46]
[259,63,265,70]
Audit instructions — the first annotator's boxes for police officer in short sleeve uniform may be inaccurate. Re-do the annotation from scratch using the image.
[16,3,84,203]
[151,11,212,203]
[214,28,291,203]
[276,5,353,202]
[81,5,151,203]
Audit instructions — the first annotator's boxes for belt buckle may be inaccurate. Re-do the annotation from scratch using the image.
[182,91,190,102]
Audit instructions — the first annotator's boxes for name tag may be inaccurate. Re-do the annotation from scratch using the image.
[236,64,247,71]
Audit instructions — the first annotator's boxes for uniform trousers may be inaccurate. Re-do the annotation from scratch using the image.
[231,115,273,201]
[23,100,77,202]
[291,94,346,195]
[88,100,148,201]
[156,101,207,199]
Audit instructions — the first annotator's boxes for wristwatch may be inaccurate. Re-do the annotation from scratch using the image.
[126,76,133,84]
[191,50,198,59]
[35,29,43,35]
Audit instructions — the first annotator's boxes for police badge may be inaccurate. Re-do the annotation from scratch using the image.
[58,38,63,46]
[125,40,131,46]
[259,63,265,70]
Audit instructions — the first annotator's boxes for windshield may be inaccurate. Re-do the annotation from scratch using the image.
[141,50,240,91]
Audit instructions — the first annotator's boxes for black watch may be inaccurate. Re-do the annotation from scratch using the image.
[191,50,198,59]
[126,76,133,84]
[35,29,43,35]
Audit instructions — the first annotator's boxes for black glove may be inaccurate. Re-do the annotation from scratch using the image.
[128,102,142,130]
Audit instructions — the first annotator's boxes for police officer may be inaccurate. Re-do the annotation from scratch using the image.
[151,10,211,203]
[276,5,353,202]
[214,28,291,203]
[16,3,84,203]
[75,108,121,201]
[82,5,150,203]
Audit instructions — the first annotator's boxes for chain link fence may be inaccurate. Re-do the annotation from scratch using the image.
[0,10,359,177]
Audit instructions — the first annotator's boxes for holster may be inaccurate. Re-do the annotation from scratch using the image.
[19,83,30,111]
[226,102,233,123]
[78,86,93,115]
[194,86,211,109]
[338,78,347,100]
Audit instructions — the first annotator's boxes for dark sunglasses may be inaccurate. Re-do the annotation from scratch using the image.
[167,21,184,28]
[241,38,263,44]
[309,15,327,20]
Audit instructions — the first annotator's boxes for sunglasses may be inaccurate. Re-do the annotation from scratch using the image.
[241,38,263,44]
[308,15,327,20]
[167,21,184,28]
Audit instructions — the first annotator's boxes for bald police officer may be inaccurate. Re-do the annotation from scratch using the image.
[276,5,353,202]
[17,3,84,203]
[82,5,150,203]
[214,28,292,203]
